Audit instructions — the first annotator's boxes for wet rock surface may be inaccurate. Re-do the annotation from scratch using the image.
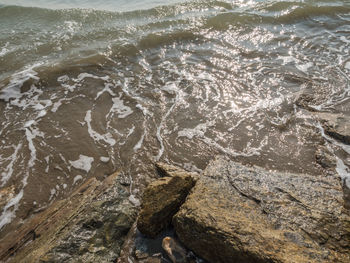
[137,163,197,238]
[315,145,337,169]
[1,172,138,263]
[315,112,350,145]
[173,156,350,263]
[162,236,188,263]
[4,157,350,263]
[118,226,201,263]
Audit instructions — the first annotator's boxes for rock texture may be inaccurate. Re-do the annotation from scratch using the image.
[315,145,337,169]
[0,185,15,212]
[316,112,350,145]
[137,163,196,238]
[1,172,138,263]
[173,156,350,263]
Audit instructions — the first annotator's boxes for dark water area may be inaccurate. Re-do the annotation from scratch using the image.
[0,0,350,241]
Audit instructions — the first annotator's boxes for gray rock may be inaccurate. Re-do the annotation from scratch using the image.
[173,156,350,263]
[137,163,197,238]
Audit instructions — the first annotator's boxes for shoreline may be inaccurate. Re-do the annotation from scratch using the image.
[2,143,350,262]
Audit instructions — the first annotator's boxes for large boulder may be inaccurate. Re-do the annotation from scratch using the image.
[137,163,197,238]
[173,156,350,263]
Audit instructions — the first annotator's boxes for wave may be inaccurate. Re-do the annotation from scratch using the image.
[1,1,349,25]
[0,1,228,21]
[1,0,349,84]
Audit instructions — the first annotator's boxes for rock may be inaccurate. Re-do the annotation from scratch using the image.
[295,92,319,112]
[294,81,334,112]
[315,146,336,169]
[1,171,138,263]
[140,255,162,263]
[343,183,350,210]
[155,162,198,180]
[315,112,350,145]
[162,236,187,263]
[137,163,196,238]
[173,156,350,263]
[135,249,149,260]
[0,185,15,211]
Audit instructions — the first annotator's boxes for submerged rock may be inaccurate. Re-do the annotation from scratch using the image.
[173,156,350,263]
[316,112,350,145]
[315,145,337,169]
[162,237,187,263]
[1,172,138,263]
[137,163,196,238]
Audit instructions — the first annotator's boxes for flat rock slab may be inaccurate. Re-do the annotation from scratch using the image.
[1,172,138,263]
[173,156,350,263]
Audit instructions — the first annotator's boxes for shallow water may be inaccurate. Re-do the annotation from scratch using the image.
[0,0,350,239]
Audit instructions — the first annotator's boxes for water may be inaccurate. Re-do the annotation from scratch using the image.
[0,0,350,240]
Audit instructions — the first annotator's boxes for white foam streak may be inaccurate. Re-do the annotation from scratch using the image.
[156,82,180,160]
[76,73,109,82]
[136,103,151,116]
[0,143,22,186]
[317,122,350,155]
[336,157,350,189]
[73,175,83,184]
[133,133,145,152]
[178,121,267,157]
[0,42,10,57]
[178,121,215,139]
[25,128,37,169]
[49,188,56,201]
[0,190,23,230]
[96,83,116,99]
[51,100,63,113]
[69,155,94,173]
[85,110,116,146]
[110,95,133,119]
[0,64,40,102]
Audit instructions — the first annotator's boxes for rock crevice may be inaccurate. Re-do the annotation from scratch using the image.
[137,158,350,263]
[173,157,350,263]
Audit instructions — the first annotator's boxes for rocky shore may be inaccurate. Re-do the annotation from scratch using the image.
[136,158,350,263]
[1,92,350,262]
[2,154,349,262]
